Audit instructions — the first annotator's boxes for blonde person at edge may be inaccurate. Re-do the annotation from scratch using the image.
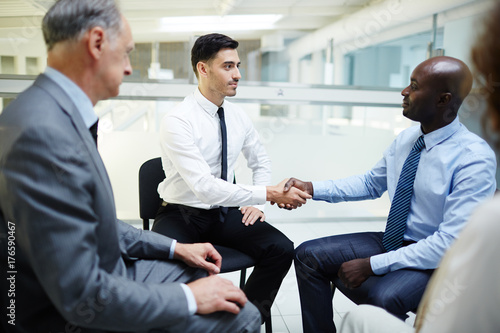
[340,2,500,333]
[152,33,311,324]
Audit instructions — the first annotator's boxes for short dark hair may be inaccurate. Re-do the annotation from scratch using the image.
[42,0,122,51]
[191,33,239,78]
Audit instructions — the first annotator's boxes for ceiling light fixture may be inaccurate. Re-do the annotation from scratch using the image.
[160,15,283,32]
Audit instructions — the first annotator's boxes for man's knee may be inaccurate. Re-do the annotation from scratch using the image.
[280,236,294,258]
[294,242,309,268]
[366,285,408,316]
[269,233,294,262]
[294,240,326,271]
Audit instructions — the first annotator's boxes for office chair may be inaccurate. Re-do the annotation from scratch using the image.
[138,157,272,332]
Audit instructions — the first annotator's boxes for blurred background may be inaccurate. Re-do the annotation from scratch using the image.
[0,0,496,222]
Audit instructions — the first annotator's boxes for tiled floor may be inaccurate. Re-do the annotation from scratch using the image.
[131,219,416,332]
[220,220,416,333]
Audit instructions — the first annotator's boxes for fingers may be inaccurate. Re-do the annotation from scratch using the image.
[267,180,312,209]
[240,207,265,226]
[199,261,221,275]
[295,187,313,200]
[205,244,222,273]
[188,276,248,315]
[221,289,248,314]
[274,189,310,210]
[283,178,294,192]
[175,243,222,274]
[287,188,311,206]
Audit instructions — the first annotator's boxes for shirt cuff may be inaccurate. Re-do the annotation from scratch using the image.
[180,283,197,315]
[250,185,267,205]
[370,253,391,275]
[311,181,330,201]
[169,239,177,260]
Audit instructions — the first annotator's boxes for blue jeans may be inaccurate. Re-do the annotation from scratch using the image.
[294,232,433,333]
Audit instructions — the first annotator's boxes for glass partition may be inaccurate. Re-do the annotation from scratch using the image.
[86,81,408,222]
[1,77,494,223]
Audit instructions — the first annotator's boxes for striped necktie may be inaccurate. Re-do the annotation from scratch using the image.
[382,135,425,251]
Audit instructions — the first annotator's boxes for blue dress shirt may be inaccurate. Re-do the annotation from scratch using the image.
[312,117,497,275]
[44,67,97,128]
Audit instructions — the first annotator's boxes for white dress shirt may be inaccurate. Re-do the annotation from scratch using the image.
[158,88,271,210]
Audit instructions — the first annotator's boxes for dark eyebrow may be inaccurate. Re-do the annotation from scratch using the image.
[223,61,241,66]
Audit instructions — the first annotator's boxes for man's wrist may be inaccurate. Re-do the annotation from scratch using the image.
[265,185,278,202]
[180,283,197,315]
[365,257,374,275]
[305,182,314,196]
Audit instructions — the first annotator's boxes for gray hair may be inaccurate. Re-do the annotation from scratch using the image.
[42,0,123,51]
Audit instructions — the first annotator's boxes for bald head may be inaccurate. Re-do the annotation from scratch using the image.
[417,56,473,105]
[401,56,473,133]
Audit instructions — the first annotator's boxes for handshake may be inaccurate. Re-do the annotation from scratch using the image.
[266,178,313,210]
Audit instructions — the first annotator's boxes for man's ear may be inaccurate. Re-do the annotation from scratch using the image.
[87,26,105,60]
[438,92,452,106]
[197,61,208,78]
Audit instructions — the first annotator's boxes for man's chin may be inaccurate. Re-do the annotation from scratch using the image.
[402,109,417,121]
[226,89,237,97]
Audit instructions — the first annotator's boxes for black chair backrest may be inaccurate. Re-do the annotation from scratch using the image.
[138,157,165,223]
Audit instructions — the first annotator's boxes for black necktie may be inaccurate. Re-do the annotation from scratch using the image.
[217,107,228,222]
[218,108,228,181]
[89,121,98,147]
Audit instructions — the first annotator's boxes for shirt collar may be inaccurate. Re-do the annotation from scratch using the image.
[193,88,225,117]
[420,117,461,151]
[44,67,97,128]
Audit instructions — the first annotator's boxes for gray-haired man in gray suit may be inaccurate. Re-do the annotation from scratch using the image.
[0,0,260,332]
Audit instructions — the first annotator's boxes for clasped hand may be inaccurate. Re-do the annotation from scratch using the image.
[269,177,313,210]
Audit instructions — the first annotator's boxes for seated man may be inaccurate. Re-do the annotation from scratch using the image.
[340,195,500,333]
[340,3,500,332]
[152,33,310,322]
[284,56,497,332]
[0,2,261,332]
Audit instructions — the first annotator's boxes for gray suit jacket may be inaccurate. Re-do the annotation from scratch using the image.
[0,74,190,332]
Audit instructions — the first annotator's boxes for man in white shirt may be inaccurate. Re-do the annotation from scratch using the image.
[153,33,311,323]
[0,2,262,332]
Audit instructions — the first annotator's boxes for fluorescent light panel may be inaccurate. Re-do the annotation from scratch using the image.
[160,15,283,32]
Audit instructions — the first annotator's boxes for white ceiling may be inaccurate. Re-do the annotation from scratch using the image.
[0,0,374,42]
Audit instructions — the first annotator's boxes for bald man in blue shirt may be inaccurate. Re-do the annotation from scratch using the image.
[284,56,497,333]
